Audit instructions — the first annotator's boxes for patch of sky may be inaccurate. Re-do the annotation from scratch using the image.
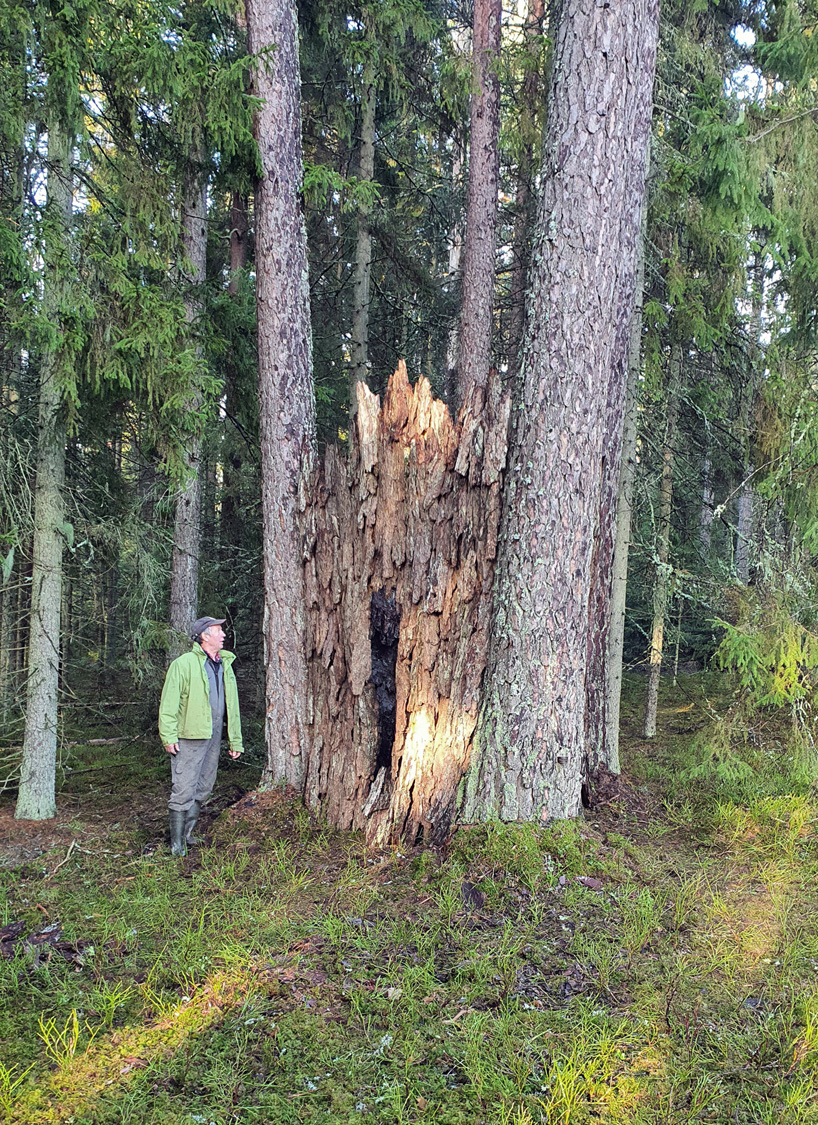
[727,24,765,102]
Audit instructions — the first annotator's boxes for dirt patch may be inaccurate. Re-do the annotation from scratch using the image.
[0,808,86,869]
[0,751,257,870]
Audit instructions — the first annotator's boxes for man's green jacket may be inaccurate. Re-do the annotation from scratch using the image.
[158,645,243,754]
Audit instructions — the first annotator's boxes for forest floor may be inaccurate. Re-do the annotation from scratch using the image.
[1,675,818,1124]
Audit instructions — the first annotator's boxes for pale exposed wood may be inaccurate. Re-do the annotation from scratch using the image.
[301,363,510,845]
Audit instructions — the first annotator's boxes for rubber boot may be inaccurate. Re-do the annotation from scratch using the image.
[169,809,187,857]
[185,800,202,846]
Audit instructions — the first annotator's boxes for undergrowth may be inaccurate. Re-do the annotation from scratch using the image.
[2,674,818,1123]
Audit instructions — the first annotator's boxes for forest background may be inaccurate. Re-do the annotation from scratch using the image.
[3,0,818,841]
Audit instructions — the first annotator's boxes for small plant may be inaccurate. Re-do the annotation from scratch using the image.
[38,1009,96,1069]
[619,886,667,956]
[0,1061,34,1114]
[88,980,136,1029]
[672,873,702,931]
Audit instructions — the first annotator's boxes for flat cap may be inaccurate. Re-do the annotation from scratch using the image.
[191,616,226,639]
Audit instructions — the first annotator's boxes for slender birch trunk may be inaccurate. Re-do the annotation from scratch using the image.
[603,206,648,772]
[15,117,72,821]
[456,0,502,403]
[246,0,316,789]
[700,461,714,557]
[644,345,681,739]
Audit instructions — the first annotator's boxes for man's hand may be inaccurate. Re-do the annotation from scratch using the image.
[165,743,179,755]
[228,749,242,760]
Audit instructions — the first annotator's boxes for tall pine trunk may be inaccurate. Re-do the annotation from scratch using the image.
[247,0,316,789]
[463,0,659,822]
[15,117,72,821]
[507,0,545,384]
[456,0,502,402]
[644,346,681,739]
[168,158,208,645]
[350,59,376,414]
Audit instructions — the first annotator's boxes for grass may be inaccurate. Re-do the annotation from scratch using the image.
[2,675,818,1122]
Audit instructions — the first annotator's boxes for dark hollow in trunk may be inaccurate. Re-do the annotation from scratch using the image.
[300,362,510,846]
[370,589,400,776]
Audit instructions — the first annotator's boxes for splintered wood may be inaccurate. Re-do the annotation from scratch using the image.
[300,362,510,846]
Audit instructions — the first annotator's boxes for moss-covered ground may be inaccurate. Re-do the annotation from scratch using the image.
[2,674,818,1123]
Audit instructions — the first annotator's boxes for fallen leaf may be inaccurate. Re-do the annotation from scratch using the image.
[574,876,604,891]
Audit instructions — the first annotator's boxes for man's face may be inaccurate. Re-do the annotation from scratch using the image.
[202,624,226,649]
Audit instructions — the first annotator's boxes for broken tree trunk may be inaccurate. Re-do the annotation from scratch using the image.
[300,362,510,846]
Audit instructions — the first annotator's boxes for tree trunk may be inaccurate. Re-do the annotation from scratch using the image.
[221,191,249,558]
[700,453,714,554]
[603,204,648,774]
[0,576,17,724]
[247,0,317,789]
[168,158,208,648]
[301,364,510,845]
[735,251,765,584]
[507,0,545,386]
[455,0,502,403]
[463,0,659,823]
[444,133,464,405]
[350,61,376,414]
[644,346,681,739]
[15,118,72,821]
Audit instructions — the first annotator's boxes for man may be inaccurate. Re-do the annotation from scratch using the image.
[158,616,243,856]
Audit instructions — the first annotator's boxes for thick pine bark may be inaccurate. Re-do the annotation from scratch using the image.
[247,0,316,789]
[603,212,647,773]
[301,363,509,845]
[507,0,545,384]
[463,0,659,823]
[15,119,72,821]
[644,347,681,739]
[350,63,376,413]
[168,161,208,646]
[456,0,502,402]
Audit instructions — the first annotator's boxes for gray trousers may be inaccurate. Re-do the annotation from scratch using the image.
[168,728,223,812]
